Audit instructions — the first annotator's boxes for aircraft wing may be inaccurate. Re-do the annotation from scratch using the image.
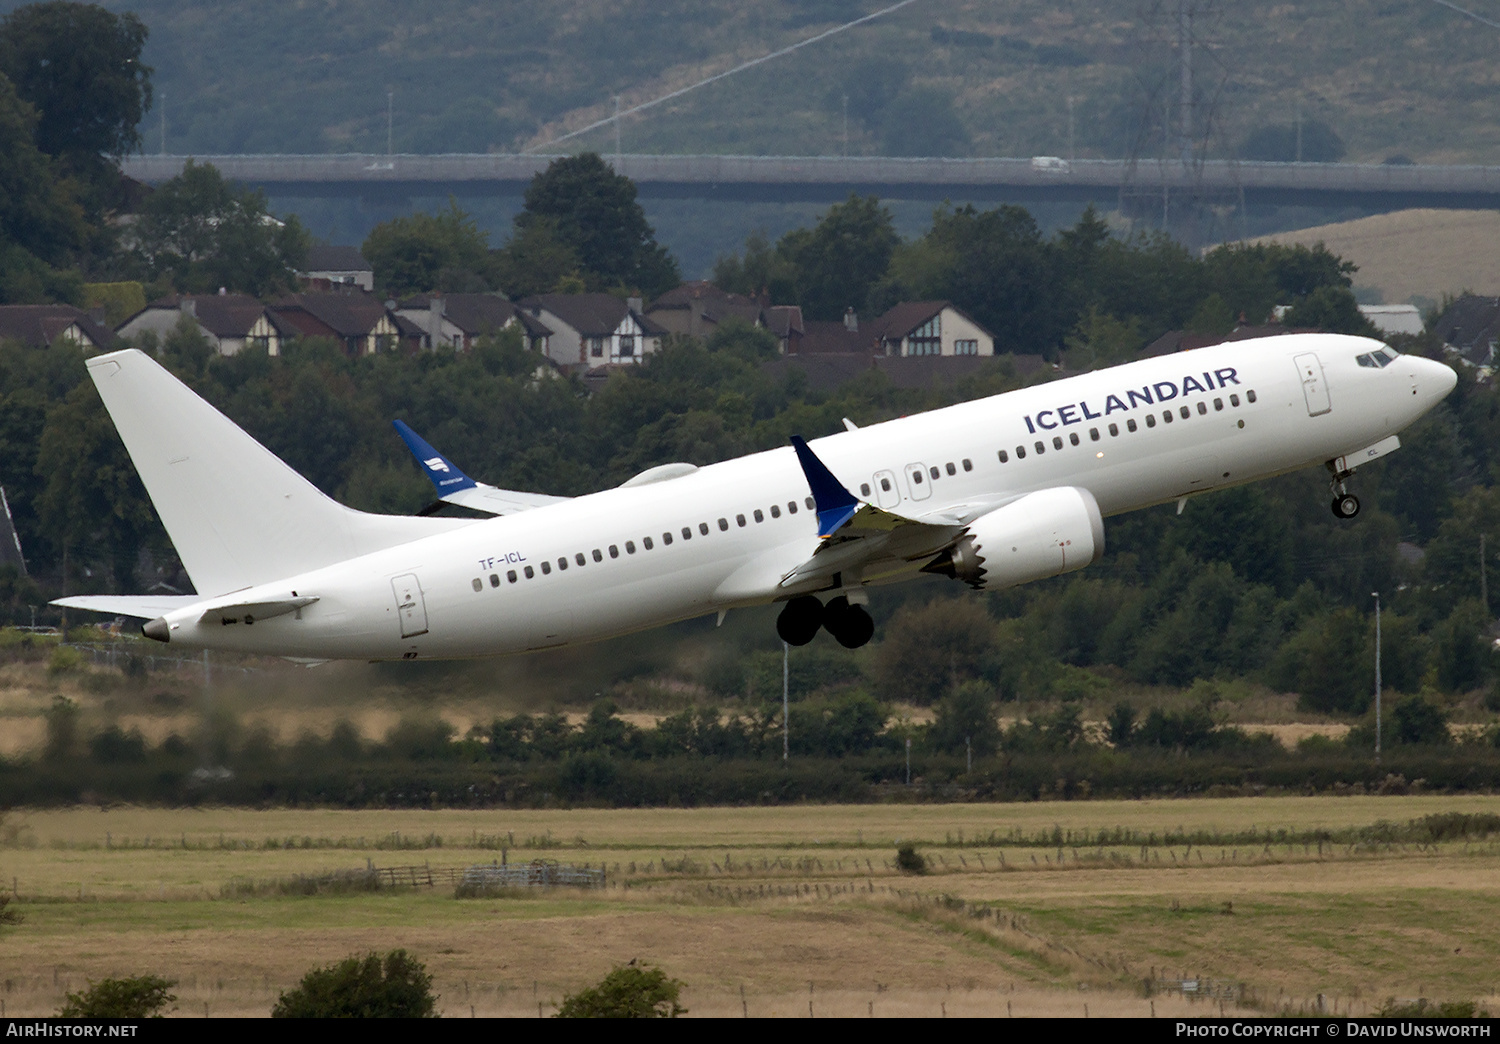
[776,436,975,590]
[393,420,568,516]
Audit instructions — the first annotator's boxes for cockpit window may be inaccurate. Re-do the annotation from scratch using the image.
[1357,348,1399,369]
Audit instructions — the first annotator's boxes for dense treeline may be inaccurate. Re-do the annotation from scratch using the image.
[6,685,1498,807]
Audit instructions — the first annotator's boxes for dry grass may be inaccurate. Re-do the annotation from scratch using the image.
[2,797,1499,1017]
[1247,208,1500,305]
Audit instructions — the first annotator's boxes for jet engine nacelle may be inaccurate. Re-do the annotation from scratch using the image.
[931,486,1105,590]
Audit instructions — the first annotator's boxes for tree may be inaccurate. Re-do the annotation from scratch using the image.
[512,153,677,296]
[1240,120,1345,163]
[880,88,969,157]
[1391,694,1450,745]
[0,72,84,272]
[131,160,309,296]
[363,200,491,297]
[58,976,176,1018]
[555,964,686,1018]
[0,3,151,163]
[271,950,437,1018]
[778,194,898,321]
[929,681,999,756]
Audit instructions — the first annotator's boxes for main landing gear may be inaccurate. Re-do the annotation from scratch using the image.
[776,594,875,649]
[1327,461,1361,519]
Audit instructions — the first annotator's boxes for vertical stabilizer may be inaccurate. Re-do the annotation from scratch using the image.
[85,350,468,596]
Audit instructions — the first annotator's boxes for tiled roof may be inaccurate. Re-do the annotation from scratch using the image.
[0,305,113,348]
[797,320,872,354]
[400,293,519,335]
[136,293,274,339]
[867,301,947,341]
[521,293,665,336]
[273,293,391,337]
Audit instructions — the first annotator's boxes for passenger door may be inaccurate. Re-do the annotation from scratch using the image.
[1294,353,1331,416]
[872,469,901,508]
[391,573,429,638]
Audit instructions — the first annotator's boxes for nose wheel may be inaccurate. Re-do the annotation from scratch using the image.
[1326,461,1360,519]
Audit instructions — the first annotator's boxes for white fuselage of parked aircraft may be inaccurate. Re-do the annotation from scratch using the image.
[56,333,1456,660]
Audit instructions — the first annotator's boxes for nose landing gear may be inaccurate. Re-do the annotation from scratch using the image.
[1327,461,1360,519]
[775,594,874,648]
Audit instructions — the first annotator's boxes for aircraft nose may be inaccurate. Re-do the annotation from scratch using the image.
[1410,355,1457,403]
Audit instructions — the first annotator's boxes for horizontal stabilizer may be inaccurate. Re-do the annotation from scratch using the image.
[53,595,201,620]
[393,419,567,516]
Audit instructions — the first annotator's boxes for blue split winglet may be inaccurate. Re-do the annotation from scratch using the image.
[791,435,859,537]
[393,420,478,494]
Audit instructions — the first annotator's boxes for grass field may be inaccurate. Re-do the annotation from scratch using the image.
[2,796,1498,1017]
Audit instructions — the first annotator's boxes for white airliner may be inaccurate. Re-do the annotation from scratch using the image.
[55,333,1455,658]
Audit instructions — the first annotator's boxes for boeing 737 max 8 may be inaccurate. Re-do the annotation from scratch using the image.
[55,333,1456,659]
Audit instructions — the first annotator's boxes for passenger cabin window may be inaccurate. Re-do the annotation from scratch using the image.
[508,570,517,583]
[699,522,710,535]
[736,514,746,527]
[753,509,764,522]
[682,527,692,540]
[1197,402,1207,415]
[661,532,671,545]
[1127,419,1137,432]
[880,478,892,492]
[1180,405,1190,419]
[770,505,781,518]
[1052,436,1063,450]
[1247,390,1258,403]
[929,466,940,480]
[962,458,972,471]
[912,471,924,484]
[1089,428,1100,441]
[609,545,619,558]
[998,449,1009,463]
[575,553,586,566]
[1069,432,1080,446]
[1034,441,1045,455]
[1016,445,1026,459]
[524,565,535,578]
[788,501,798,514]
[1163,411,1173,424]
[1108,423,1118,437]
[471,578,482,592]
[718,518,729,531]
[593,549,603,562]
[558,557,567,570]
[1213,398,1223,411]
[1146,414,1156,428]
[805,497,815,510]
[625,541,636,554]
[490,574,500,587]
[1230,394,1240,407]
[540,561,552,575]
[945,462,956,475]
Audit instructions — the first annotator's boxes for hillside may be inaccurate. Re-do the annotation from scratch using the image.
[19,1,1500,164]
[1248,209,1500,307]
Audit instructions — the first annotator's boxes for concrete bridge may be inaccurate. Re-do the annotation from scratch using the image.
[120,154,1500,209]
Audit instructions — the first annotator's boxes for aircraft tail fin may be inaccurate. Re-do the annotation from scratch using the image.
[86,349,470,597]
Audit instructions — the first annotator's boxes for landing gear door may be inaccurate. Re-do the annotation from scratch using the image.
[1294,353,1331,416]
[391,573,428,638]
[873,469,901,508]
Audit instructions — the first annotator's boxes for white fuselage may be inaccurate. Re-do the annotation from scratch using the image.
[153,334,1456,660]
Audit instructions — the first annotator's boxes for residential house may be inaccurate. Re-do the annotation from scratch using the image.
[518,293,665,369]
[1431,294,1500,368]
[395,294,552,353]
[117,293,290,356]
[0,305,114,350]
[645,281,805,353]
[271,292,413,356]
[867,301,994,358]
[300,244,375,292]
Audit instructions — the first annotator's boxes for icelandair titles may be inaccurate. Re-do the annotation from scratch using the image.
[1023,367,1241,434]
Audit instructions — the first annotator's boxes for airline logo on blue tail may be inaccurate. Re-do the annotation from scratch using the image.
[393,420,478,493]
[1022,368,1241,434]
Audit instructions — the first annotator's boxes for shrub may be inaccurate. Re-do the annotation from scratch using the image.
[895,842,927,874]
[555,964,686,1018]
[58,976,177,1018]
[271,949,437,1018]
[0,893,20,926]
